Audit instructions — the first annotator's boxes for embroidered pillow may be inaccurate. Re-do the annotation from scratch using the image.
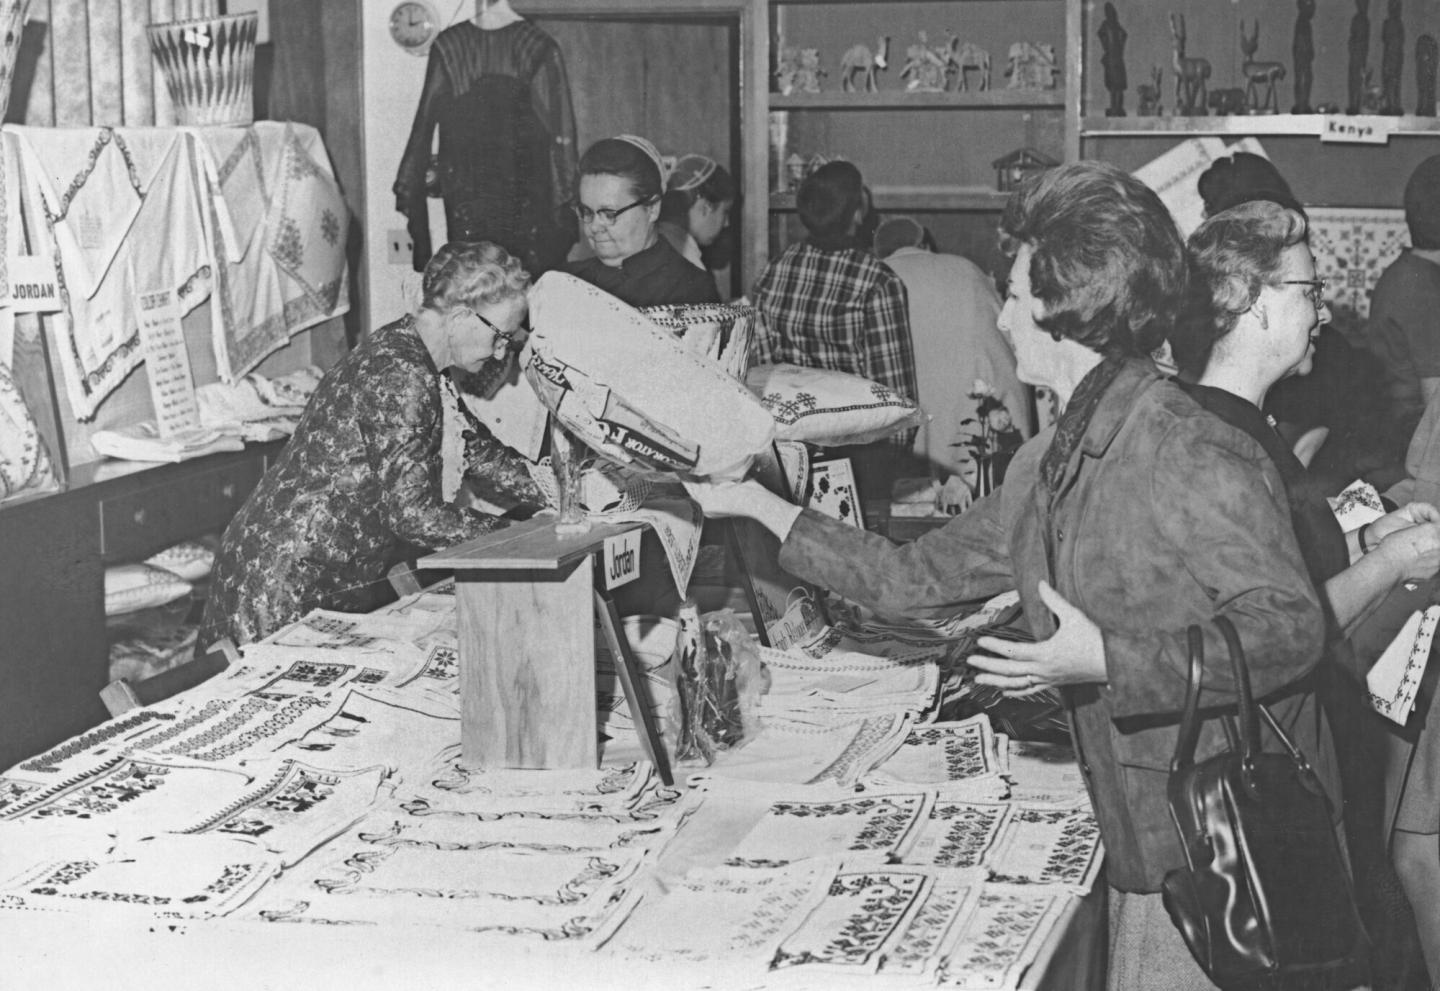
[744,363,924,446]
[103,563,193,617]
[526,272,774,479]
[144,539,217,583]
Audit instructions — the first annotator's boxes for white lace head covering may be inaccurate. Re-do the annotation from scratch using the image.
[614,134,674,188]
[668,154,718,193]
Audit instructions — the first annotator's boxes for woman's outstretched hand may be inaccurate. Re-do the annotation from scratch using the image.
[968,580,1107,697]
[682,478,804,540]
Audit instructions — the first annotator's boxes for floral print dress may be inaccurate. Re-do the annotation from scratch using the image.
[199,316,539,648]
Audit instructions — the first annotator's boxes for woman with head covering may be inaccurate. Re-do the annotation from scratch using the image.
[200,241,541,648]
[689,161,1333,990]
[657,153,736,272]
[565,135,720,307]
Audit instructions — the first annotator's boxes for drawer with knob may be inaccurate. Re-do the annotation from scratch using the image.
[98,457,265,561]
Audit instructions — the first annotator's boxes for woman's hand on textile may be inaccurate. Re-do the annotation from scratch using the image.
[935,476,974,516]
[1374,519,1440,585]
[968,581,1108,697]
[682,478,804,540]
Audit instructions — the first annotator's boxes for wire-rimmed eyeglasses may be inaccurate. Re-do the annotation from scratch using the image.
[1278,278,1329,307]
[461,307,521,350]
[571,197,654,227]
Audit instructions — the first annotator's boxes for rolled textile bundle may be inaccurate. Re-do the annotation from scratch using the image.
[147,10,257,126]
[525,272,774,479]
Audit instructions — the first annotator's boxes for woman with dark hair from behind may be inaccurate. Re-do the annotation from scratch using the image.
[565,135,719,307]
[691,161,1329,990]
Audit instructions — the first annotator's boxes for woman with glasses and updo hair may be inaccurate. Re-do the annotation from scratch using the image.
[199,241,542,649]
[1179,197,1440,991]
[657,153,736,271]
[565,135,720,306]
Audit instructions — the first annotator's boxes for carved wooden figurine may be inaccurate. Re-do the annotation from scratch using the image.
[1293,0,1316,113]
[901,31,948,92]
[1419,34,1439,116]
[1347,0,1370,115]
[954,41,990,92]
[938,32,961,91]
[1240,20,1286,114]
[1137,65,1163,116]
[1006,42,1058,91]
[1380,0,1404,115]
[796,48,825,93]
[1171,13,1211,116]
[775,45,800,95]
[840,35,889,92]
[1099,2,1128,117]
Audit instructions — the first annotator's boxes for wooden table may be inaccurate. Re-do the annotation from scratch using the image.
[422,516,650,771]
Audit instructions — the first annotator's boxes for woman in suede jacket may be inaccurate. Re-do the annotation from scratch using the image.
[689,161,1329,991]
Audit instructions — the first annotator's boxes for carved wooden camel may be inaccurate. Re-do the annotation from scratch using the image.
[1170,13,1211,116]
[840,35,890,92]
[953,40,990,92]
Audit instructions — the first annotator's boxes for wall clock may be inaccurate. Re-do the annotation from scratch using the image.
[389,1,440,56]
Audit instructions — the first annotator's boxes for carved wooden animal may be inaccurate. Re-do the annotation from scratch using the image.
[1137,65,1163,116]
[954,41,990,91]
[840,35,890,92]
[1240,20,1286,113]
[939,31,961,89]
[1170,13,1211,115]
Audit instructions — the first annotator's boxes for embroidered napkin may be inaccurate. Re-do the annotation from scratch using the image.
[1367,605,1440,725]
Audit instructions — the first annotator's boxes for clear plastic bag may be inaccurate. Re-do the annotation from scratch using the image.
[672,603,769,764]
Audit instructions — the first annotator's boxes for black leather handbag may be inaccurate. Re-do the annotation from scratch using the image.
[1161,616,1368,991]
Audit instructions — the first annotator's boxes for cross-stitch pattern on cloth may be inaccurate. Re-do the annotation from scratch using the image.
[725,791,932,866]
[1307,207,1409,322]
[879,876,982,977]
[904,800,1011,870]
[986,805,1103,891]
[770,868,930,973]
[936,886,1069,990]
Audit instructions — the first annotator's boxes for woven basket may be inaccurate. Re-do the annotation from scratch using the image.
[527,457,653,515]
[148,11,258,126]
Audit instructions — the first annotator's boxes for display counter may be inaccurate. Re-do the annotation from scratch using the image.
[0,569,1105,989]
[0,441,282,769]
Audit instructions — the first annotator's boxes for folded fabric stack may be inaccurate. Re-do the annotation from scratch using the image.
[196,365,322,441]
[89,421,244,462]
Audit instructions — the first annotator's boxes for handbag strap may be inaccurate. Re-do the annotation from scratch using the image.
[1213,615,1259,763]
[1170,625,1207,773]
[1169,616,1318,783]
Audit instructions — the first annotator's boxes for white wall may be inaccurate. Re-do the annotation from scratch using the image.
[359,6,443,329]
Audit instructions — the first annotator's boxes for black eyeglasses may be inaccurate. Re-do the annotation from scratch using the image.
[1278,278,1328,307]
[571,197,653,227]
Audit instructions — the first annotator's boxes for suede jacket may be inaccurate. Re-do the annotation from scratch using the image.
[781,359,1331,892]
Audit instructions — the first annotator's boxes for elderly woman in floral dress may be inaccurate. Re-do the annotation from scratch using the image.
[200,241,540,648]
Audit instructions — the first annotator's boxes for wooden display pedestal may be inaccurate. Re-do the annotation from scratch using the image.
[422,517,670,781]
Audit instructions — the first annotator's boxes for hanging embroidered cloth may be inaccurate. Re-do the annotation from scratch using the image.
[8,125,211,418]
[193,121,349,381]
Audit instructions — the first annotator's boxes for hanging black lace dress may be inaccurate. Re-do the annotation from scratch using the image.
[393,20,578,275]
